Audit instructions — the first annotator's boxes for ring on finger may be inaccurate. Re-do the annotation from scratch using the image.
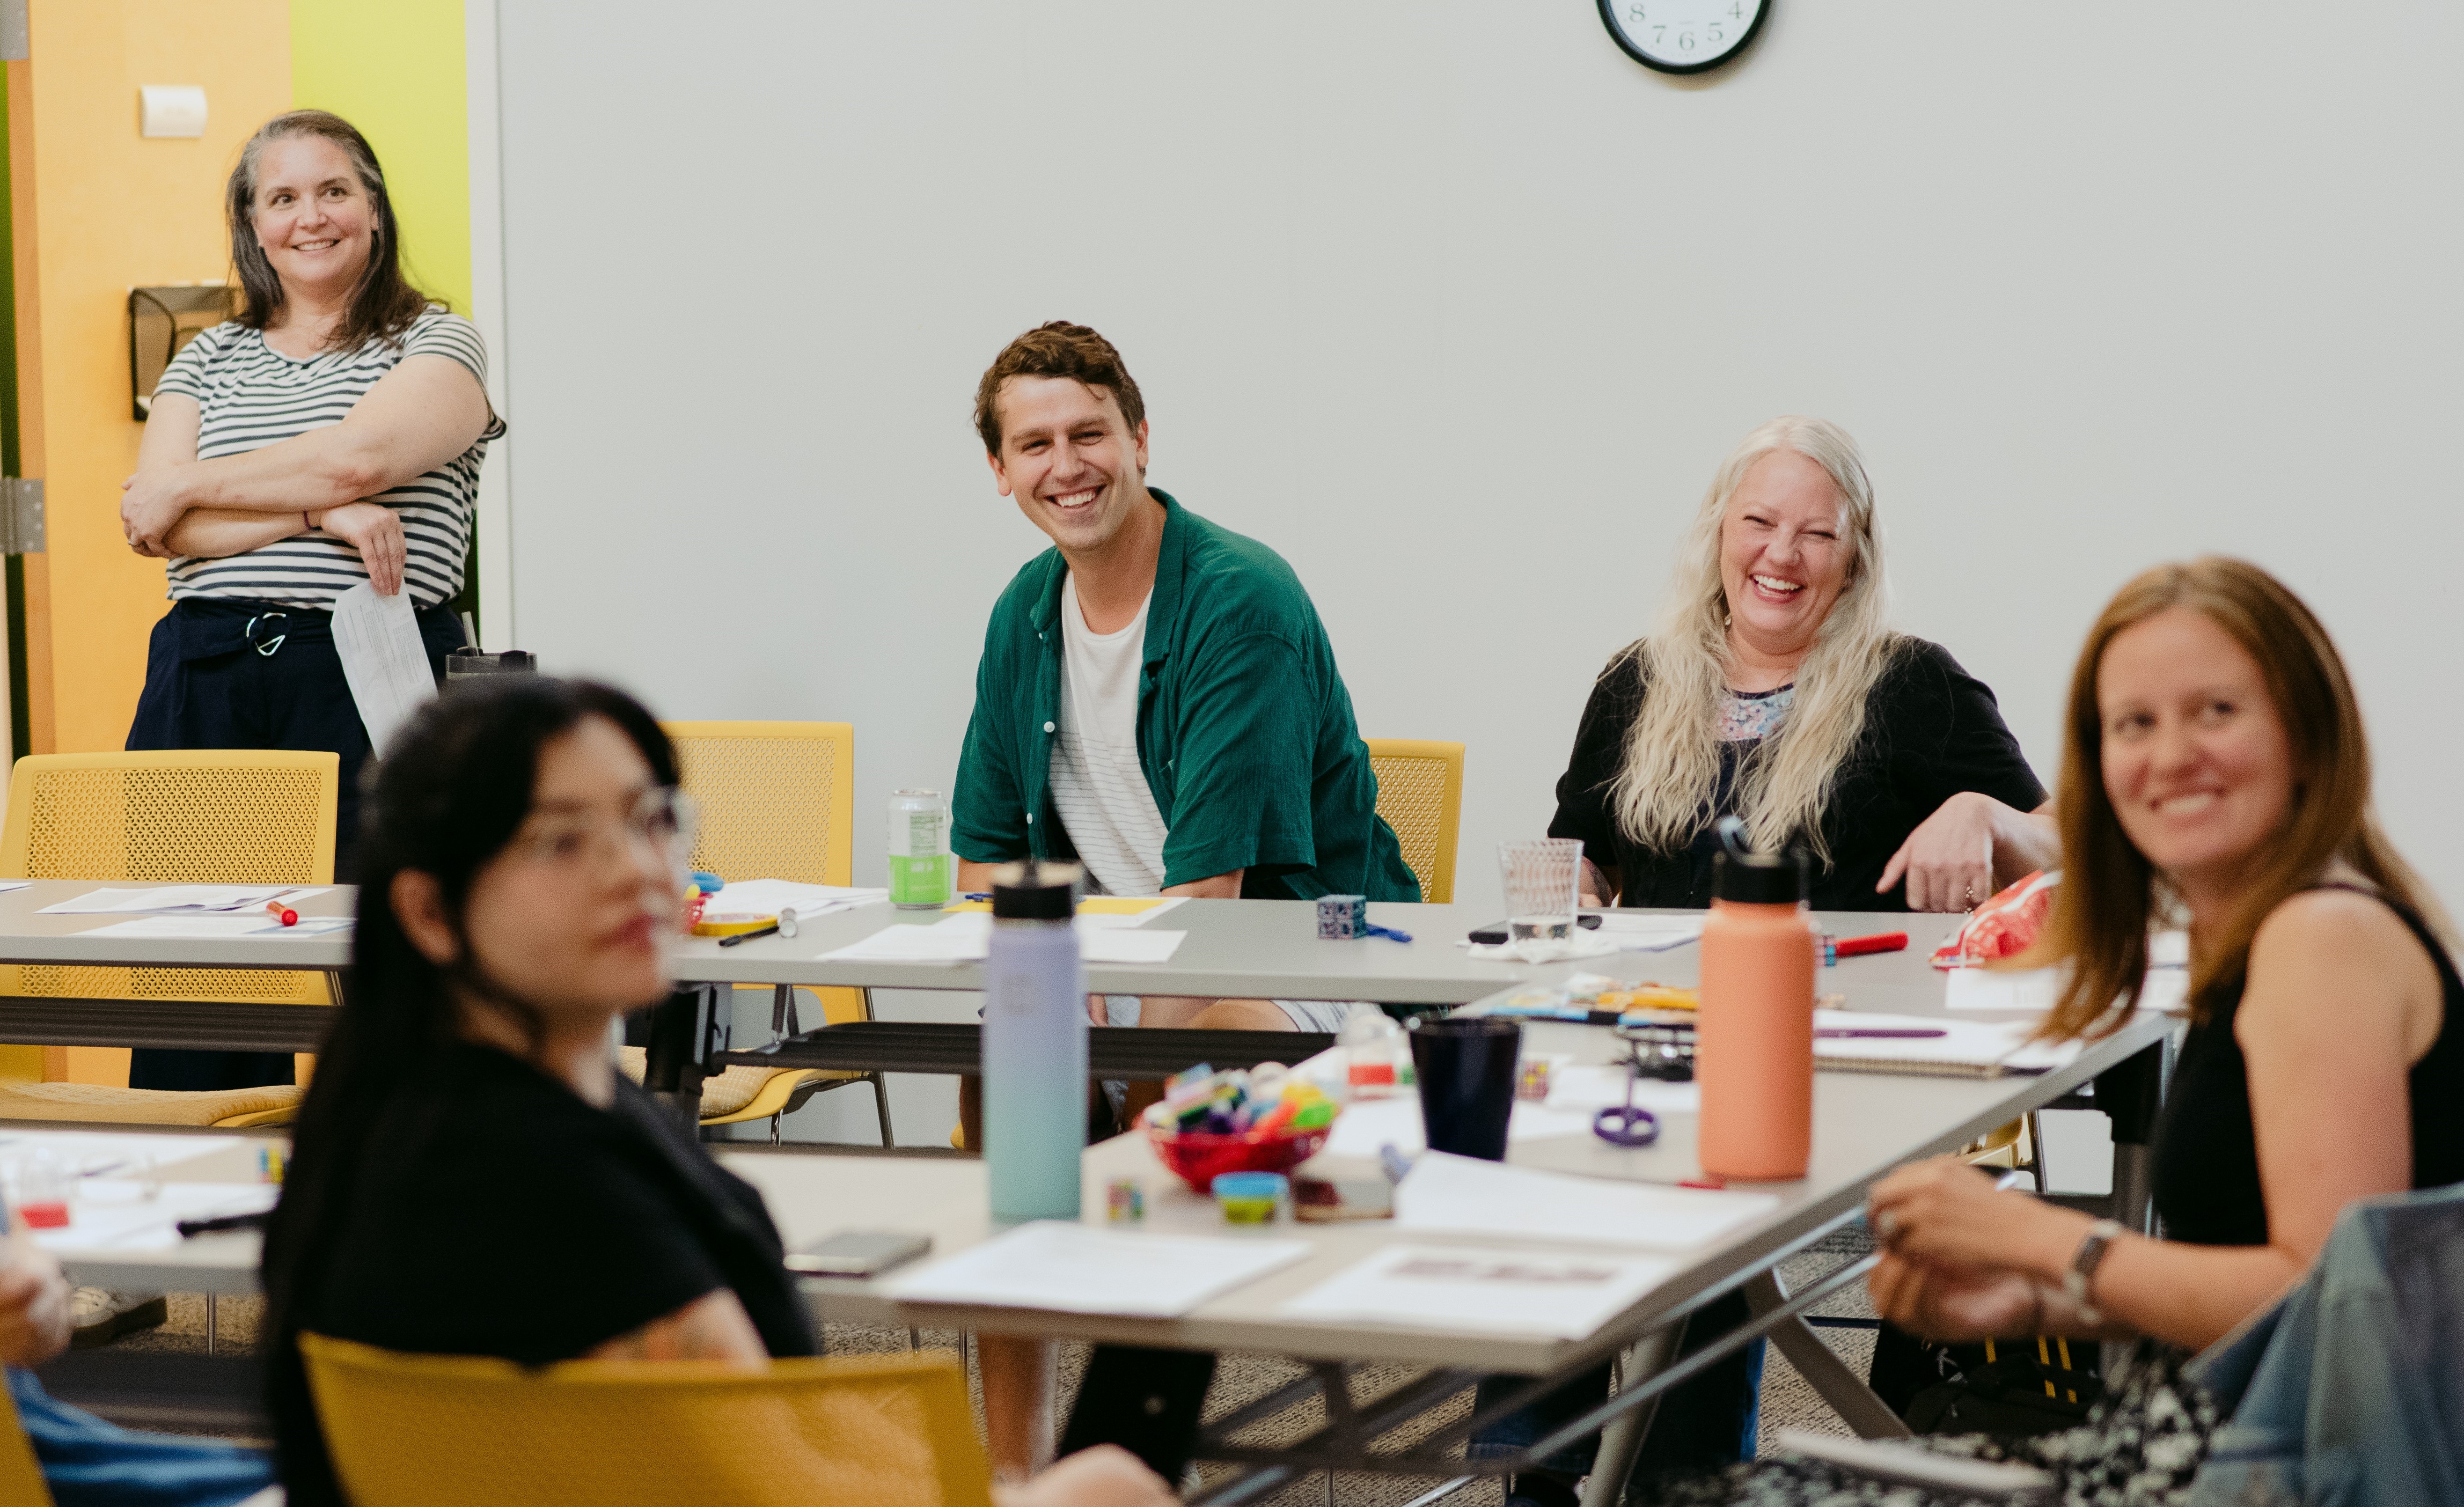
[1874,1209,1901,1242]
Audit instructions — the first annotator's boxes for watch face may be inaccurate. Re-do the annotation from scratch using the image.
[1598,0,1768,75]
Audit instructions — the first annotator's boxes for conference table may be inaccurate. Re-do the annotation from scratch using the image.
[8,892,2175,1505]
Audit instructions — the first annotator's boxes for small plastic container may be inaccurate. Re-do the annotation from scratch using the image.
[16,1149,69,1229]
[1338,1013,1412,1100]
[1211,1171,1290,1225]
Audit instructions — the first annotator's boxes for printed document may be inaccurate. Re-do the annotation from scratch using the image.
[1394,1151,1778,1252]
[331,581,438,753]
[1282,1243,1676,1338]
[885,1220,1307,1317]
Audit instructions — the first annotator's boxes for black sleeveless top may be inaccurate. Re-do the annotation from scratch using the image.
[2149,885,2464,1247]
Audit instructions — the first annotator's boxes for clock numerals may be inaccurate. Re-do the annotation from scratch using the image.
[1599,0,1766,74]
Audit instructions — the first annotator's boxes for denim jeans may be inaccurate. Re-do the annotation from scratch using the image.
[9,1368,273,1507]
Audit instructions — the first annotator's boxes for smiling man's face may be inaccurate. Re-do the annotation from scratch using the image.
[987,375,1151,558]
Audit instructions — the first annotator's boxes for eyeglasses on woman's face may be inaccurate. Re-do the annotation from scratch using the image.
[508,785,698,874]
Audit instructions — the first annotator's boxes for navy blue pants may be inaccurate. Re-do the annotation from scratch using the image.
[124,597,461,1092]
[1470,1291,1762,1486]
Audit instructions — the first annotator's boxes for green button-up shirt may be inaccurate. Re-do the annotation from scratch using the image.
[953,492,1417,902]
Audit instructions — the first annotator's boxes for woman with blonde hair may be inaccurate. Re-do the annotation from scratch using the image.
[1656,557,2464,1504]
[1550,416,2053,912]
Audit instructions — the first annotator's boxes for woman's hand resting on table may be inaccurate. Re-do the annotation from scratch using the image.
[314,500,408,595]
[994,1445,1179,1507]
[1878,793,2059,912]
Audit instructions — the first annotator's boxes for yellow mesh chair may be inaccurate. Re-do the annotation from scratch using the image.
[1364,739,1464,904]
[301,1333,993,1507]
[0,751,338,1128]
[0,1367,54,1506]
[660,722,888,1144]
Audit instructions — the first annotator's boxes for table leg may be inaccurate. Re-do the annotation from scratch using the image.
[2094,1037,2170,1375]
[1741,1272,1911,1440]
[981,1334,1056,1483]
[641,983,726,1133]
[1577,1318,1683,1507]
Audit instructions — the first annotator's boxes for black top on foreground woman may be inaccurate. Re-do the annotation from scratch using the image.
[262,679,1170,1507]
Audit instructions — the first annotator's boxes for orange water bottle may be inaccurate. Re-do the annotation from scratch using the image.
[1695,844,1817,1180]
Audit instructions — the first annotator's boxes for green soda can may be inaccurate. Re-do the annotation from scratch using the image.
[888,788,954,909]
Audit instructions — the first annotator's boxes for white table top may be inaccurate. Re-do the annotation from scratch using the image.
[25,929,2163,1371]
[0,882,356,970]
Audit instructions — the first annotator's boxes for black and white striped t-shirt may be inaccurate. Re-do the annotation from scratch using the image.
[153,310,505,609]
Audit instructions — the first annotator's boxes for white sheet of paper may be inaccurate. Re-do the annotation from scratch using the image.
[1394,1151,1778,1252]
[1542,1065,1702,1117]
[82,915,351,940]
[819,913,1186,964]
[0,881,29,893]
[37,885,324,915]
[884,1220,1308,1317]
[1587,913,1708,951]
[27,1182,279,1254]
[1942,969,2187,1016]
[330,581,439,753]
[1280,1243,1678,1338]
[701,880,887,922]
[1318,1096,1618,1159]
[0,1131,242,1175]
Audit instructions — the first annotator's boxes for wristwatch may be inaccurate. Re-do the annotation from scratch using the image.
[2064,1218,2126,1326]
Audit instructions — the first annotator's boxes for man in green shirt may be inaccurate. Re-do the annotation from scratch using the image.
[952,320,1415,1032]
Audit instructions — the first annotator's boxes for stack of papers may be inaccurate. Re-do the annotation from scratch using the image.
[820,913,1186,965]
[1393,1152,1779,1251]
[1588,913,1708,952]
[39,885,326,916]
[1944,964,2188,1016]
[699,880,886,922]
[1281,1244,1677,1338]
[941,896,1188,926]
[81,914,351,940]
[0,1131,245,1174]
[884,1220,1307,1316]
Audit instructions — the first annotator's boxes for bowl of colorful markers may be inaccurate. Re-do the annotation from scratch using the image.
[1142,1062,1341,1193]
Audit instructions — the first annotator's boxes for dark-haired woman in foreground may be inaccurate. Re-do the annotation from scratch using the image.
[1655,557,2464,1504]
[261,678,1171,1507]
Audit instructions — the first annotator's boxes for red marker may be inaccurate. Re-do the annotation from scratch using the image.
[264,900,299,927]
[1822,930,1907,965]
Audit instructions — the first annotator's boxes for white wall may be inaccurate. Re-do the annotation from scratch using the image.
[495,0,2464,933]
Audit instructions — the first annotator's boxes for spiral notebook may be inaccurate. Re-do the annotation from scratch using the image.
[1812,1011,2079,1080]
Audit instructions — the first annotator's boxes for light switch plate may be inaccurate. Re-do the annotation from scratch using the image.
[139,85,208,139]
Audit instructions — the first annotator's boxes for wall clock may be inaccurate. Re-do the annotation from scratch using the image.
[1597,0,1767,75]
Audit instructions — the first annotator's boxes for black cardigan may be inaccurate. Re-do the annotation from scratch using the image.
[1547,637,2046,912]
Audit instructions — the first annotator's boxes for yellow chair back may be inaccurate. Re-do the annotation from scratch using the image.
[664,722,867,1033]
[1364,739,1464,904]
[0,751,339,1008]
[0,1369,55,1506]
[663,722,856,887]
[301,1333,993,1507]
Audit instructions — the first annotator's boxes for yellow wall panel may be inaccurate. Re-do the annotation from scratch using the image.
[291,0,471,317]
[19,0,293,754]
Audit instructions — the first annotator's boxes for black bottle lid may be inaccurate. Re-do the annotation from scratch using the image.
[991,861,1083,920]
[1713,848,1808,905]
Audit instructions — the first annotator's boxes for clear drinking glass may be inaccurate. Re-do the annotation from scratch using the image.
[1498,838,1584,944]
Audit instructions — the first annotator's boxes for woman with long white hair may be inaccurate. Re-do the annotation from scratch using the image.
[1551,416,2053,913]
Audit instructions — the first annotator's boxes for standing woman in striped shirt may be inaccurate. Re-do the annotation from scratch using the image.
[119,110,504,1092]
